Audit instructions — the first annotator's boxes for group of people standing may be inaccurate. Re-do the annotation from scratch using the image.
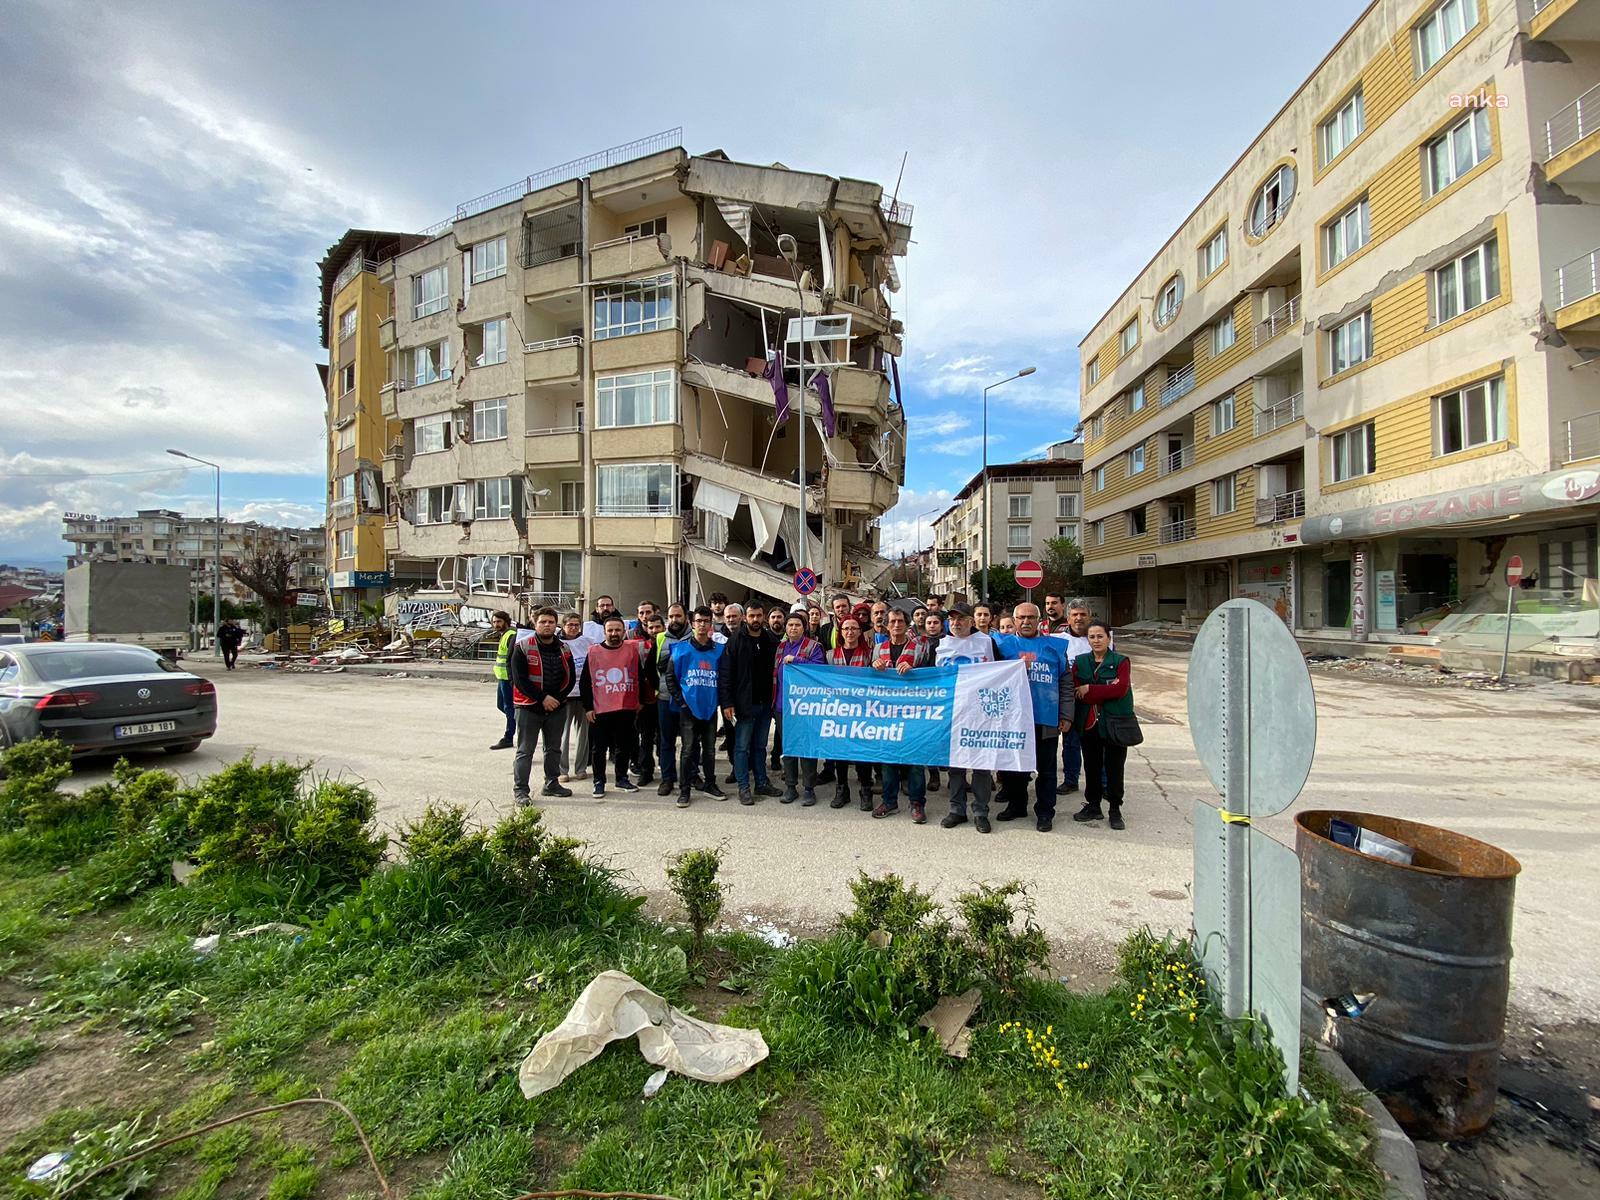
[489,591,1137,834]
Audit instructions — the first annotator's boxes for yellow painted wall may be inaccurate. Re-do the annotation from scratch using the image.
[1194,379,1256,463]
[1195,468,1256,541]
[1094,500,1157,560]
[1194,295,1255,386]
[327,269,393,574]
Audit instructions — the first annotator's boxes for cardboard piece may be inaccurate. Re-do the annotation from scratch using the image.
[917,987,982,1058]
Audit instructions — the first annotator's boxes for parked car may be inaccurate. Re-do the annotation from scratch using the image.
[0,642,217,756]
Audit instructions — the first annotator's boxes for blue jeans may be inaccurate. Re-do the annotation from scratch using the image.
[657,700,681,785]
[732,705,773,787]
[495,679,515,741]
[882,763,925,807]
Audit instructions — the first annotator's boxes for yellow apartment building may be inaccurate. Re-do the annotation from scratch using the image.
[1077,0,1600,659]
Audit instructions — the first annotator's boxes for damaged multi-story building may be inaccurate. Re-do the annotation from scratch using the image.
[324,132,911,616]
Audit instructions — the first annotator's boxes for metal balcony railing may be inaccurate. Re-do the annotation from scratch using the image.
[1545,81,1599,161]
[1556,247,1600,309]
[1254,392,1304,436]
[524,334,583,353]
[1565,411,1600,463]
[1247,198,1292,239]
[882,197,914,225]
[1254,296,1300,348]
[1254,490,1306,525]
[1160,362,1196,407]
[1160,444,1195,475]
[330,498,356,519]
[1529,0,1556,15]
[1159,518,1197,544]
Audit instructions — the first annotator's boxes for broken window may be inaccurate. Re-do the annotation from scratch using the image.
[624,216,667,238]
[413,340,451,386]
[412,484,466,525]
[466,318,508,366]
[466,555,520,591]
[472,477,513,520]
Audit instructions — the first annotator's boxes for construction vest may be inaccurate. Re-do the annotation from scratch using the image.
[494,629,515,681]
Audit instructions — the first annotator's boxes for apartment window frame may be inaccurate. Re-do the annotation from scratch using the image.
[623,216,667,238]
[337,306,357,342]
[1094,464,1106,492]
[1247,163,1296,238]
[473,477,513,520]
[1414,0,1477,77]
[466,555,519,591]
[1329,310,1372,375]
[1213,392,1237,435]
[1008,494,1032,519]
[592,273,676,340]
[412,484,464,525]
[1320,87,1365,167]
[337,529,354,559]
[1199,227,1228,279]
[470,236,507,284]
[1435,375,1507,456]
[1127,444,1146,476]
[1212,473,1238,516]
[595,368,677,428]
[412,265,448,319]
[1128,382,1146,414]
[1432,236,1500,324]
[1128,508,1148,537]
[1211,310,1237,356]
[1119,317,1140,355]
[413,340,451,386]
[1056,521,1080,542]
[1155,274,1184,327]
[1092,520,1105,547]
[473,317,509,367]
[1324,196,1370,269]
[1426,107,1491,196]
[595,462,678,516]
[1331,422,1377,482]
[338,364,355,395]
[1087,358,1100,385]
[1007,523,1032,549]
[336,424,356,452]
[414,412,453,455]
[334,473,356,501]
[472,396,508,443]
[1056,493,1079,519]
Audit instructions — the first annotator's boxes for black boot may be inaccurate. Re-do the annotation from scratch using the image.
[830,781,850,809]
[1108,804,1125,831]
[1073,802,1104,822]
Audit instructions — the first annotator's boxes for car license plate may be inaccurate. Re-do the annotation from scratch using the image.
[114,721,178,738]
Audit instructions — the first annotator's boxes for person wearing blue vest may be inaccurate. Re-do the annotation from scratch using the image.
[994,601,1073,832]
[662,605,727,809]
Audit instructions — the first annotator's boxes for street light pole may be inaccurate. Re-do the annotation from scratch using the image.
[980,367,1037,602]
[916,505,941,598]
[777,234,808,579]
[168,449,222,658]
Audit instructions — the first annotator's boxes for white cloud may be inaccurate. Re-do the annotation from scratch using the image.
[921,410,972,436]
[929,435,986,456]
[877,487,956,556]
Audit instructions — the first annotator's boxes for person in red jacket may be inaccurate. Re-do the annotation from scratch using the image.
[510,607,576,805]
[580,615,646,799]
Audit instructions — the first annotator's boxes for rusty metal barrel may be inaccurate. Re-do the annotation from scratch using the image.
[1296,810,1520,1139]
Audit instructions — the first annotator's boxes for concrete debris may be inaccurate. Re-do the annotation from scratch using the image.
[1306,656,1523,690]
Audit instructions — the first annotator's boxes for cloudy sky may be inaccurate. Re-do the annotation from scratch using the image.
[0,0,1361,565]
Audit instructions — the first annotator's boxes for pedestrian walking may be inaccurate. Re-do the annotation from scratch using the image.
[662,606,727,808]
[489,610,517,749]
[1071,621,1134,831]
[775,611,824,805]
[654,603,691,796]
[994,602,1071,831]
[717,603,783,805]
[934,603,1002,833]
[217,618,245,670]
[558,612,593,781]
[872,609,928,822]
[579,615,643,798]
[510,607,576,804]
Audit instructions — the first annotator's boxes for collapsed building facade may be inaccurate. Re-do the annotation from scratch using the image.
[326,134,911,618]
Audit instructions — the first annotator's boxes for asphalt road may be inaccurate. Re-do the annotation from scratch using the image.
[76,642,1600,1018]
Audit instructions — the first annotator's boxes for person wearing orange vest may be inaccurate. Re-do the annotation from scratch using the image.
[580,615,645,799]
[510,607,576,805]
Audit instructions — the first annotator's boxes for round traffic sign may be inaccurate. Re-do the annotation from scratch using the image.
[1014,559,1044,589]
[794,567,819,596]
[1505,555,1523,587]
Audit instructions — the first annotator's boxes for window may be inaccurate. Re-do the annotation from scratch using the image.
[1415,0,1476,76]
[337,529,354,559]
[593,273,676,339]
[1008,524,1032,549]
[1329,310,1372,374]
[474,318,508,366]
[412,485,464,524]
[1127,444,1146,475]
[1128,509,1147,536]
[1436,376,1506,455]
[1120,318,1139,355]
[336,424,355,451]
[1092,520,1105,546]
[1008,495,1032,519]
[466,555,518,590]
[337,307,356,341]
[338,364,355,394]
[1427,108,1491,195]
[1087,358,1100,385]
[1248,164,1296,237]
[335,474,356,501]
[1213,392,1237,435]
[1213,474,1238,515]
[473,478,513,519]
[1320,88,1365,165]
[596,463,677,515]
[470,237,507,283]
[559,480,584,512]
[1155,274,1184,326]
[1057,522,1080,542]
[472,396,508,442]
[1129,383,1146,413]
[415,412,452,454]
[1332,422,1376,481]
[1324,197,1369,268]
[624,216,667,238]
[413,340,451,386]
[1205,226,1233,280]
[1211,311,1236,356]
[412,265,448,318]
[1433,237,1500,323]
[1094,465,1106,491]
[1057,493,1079,518]
[596,369,676,427]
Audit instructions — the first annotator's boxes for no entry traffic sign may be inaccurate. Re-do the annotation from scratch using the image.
[1505,555,1523,587]
[794,567,819,596]
[1014,559,1043,590]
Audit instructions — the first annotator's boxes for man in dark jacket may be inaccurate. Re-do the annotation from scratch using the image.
[510,606,576,805]
[717,603,782,805]
[217,618,245,669]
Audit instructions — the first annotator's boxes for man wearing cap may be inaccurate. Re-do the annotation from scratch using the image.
[934,603,1005,833]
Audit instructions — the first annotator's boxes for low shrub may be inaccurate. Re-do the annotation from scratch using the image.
[764,934,918,1031]
[953,881,1051,998]
[839,872,980,1006]
[664,845,724,960]
[0,737,75,828]
[400,805,491,883]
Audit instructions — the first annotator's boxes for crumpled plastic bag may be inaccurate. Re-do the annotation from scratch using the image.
[517,970,769,1098]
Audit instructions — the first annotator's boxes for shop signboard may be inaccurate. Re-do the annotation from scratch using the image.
[1375,570,1398,631]
[1302,467,1600,544]
[1351,548,1369,639]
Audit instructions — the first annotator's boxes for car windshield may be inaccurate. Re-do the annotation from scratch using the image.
[26,647,179,682]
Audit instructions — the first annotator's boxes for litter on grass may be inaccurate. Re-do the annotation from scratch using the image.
[517,970,769,1098]
[26,1152,71,1182]
[740,914,796,949]
[918,987,983,1058]
[191,923,307,955]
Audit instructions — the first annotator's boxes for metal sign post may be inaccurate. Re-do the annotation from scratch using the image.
[1498,555,1523,683]
[1189,598,1318,1091]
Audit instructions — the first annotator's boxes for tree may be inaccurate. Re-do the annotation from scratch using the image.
[969,563,1022,607]
[1040,536,1085,598]
[225,549,296,634]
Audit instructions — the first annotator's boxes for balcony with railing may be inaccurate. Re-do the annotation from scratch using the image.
[1253,295,1300,349]
[524,334,583,384]
[1159,443,1195,476]
[1254,490,1306,525]
[1159,517,1197,544]
[1545,81,1600,169]
[1555,247,1600,315]
[1160,361,1196,407]
[1565,411,1600,463]
[1247,199,1292,240]
[1254,391,1304,436]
